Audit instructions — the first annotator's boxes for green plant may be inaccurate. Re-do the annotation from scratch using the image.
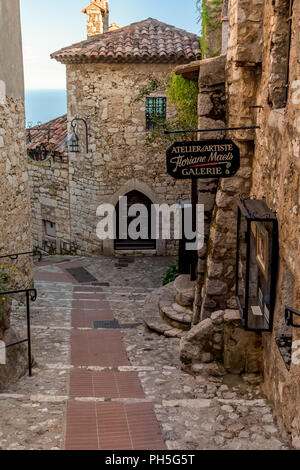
[197,0,223,57]
[133,74,166,103]
[166,73,198,129]
[140,72,198,145]
[162,259,179,286]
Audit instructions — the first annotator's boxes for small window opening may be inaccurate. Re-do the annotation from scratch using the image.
[146,97,166,130]
[44,220,56,238]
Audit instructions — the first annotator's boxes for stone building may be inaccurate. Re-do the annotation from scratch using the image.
[28,2,201,256]
[168,0,300,448]
[27,115,72,255]
[0,0,34,387]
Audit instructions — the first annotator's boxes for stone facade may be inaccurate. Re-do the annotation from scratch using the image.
[0,0,34,388]
[65,62,190,256]
[176,0,300,447]
[29,14,201,257]
[29,151,73,255]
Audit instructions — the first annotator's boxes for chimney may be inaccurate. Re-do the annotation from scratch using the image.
[108,22,121,32]
[82,1,109,37]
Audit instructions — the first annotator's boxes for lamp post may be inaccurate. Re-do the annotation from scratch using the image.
[69,117,89,153]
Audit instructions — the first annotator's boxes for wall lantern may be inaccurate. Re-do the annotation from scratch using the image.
[69,118,89,153]
[69,125,80,153]
[235,197,279,332]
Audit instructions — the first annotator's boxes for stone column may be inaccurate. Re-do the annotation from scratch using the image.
[193,55,226,324]
[199,0,264,319]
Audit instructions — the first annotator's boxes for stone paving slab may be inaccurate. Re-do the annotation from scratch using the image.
[0,255,291,450]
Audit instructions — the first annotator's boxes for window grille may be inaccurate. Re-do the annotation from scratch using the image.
[146,97,166,130]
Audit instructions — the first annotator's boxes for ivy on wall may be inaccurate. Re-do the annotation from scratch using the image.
[197,0,223,58]
[134,72,199,144]
[166,73,198,129]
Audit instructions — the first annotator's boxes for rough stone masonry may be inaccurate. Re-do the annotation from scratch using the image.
[176,0,300,448]
[0,0,34,389]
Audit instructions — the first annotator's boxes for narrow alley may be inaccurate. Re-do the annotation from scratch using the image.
[0,257,290,450]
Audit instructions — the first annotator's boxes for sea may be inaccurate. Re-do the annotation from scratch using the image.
[25,89,67,127]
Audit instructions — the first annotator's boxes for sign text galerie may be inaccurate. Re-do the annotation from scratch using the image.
[166,140,240,179]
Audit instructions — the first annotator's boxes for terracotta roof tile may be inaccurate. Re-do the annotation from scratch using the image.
[51,18,200,64]
[26,115,67,154]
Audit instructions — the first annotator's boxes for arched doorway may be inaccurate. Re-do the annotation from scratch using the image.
[114,190,156,251]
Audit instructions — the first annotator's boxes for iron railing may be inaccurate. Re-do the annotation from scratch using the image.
[0,249,44,262]
[0,288,37,376]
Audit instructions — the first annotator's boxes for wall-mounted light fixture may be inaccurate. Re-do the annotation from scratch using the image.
[69,117,89,153]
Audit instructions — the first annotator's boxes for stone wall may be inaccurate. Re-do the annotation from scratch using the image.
[199,0,260,319]
[200,0,223,58]
[65,62,191,256]
[250,0,300,447]
[193,55,226,323]
[28,153,74,255]
[0,0,34,388]
[0,98,33,288]
[188,0,300,447]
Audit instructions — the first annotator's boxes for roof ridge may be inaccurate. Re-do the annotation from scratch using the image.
[51,17,201,64]
[28,114,67,130]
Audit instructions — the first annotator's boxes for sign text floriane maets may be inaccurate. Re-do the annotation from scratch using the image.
[166,140,240,179]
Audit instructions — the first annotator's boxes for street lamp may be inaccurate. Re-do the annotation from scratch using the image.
[69,118,89,153]
[69,124,80,153]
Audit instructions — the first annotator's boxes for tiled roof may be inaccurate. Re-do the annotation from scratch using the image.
[26,115,67,154]
[51,18,201,64]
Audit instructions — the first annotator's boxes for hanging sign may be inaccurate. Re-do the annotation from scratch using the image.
[166,140,240,179]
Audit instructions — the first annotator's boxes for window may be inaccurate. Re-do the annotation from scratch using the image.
[44,220,56,238]
[146,97,166,130]
[236,198,278,332]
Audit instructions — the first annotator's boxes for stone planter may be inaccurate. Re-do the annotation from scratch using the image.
[0,297,12,330]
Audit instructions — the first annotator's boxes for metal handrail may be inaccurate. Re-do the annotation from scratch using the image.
[0,249,46,262]
[0,288,37,376]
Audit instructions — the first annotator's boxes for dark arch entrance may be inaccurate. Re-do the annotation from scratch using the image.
[114,190,156,251]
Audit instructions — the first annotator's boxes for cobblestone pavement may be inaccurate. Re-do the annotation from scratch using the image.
[0,256,291,450]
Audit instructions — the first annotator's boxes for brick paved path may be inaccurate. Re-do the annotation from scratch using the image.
[36,258,166,450]
[0,256,290,450]
[66,279,165,450]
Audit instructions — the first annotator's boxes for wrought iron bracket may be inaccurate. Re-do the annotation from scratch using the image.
[71,117,89,153]
[285,307,300,328]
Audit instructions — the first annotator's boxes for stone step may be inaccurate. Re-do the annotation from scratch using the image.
[143,286,186,339]
[159,286,192,331]
[174,275,195,308]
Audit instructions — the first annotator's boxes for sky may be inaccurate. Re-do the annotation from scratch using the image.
[20,0,200,90]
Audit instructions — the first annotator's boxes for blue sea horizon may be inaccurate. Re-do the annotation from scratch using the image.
[25,89,67,127]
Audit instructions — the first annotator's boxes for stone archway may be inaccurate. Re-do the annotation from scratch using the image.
[102,179,165,256]
[114,190,156,251]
